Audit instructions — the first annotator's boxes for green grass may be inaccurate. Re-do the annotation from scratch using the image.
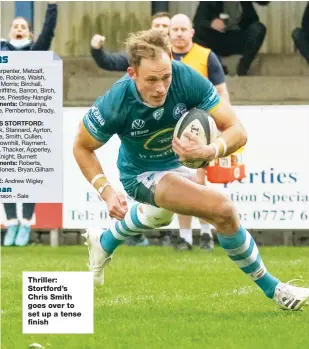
[1,245,309,349]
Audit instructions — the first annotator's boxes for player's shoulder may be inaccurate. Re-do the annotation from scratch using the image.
[107,73,132,101]
[94,74,132,114]
[172,60,196,82]
[172,59,192,73]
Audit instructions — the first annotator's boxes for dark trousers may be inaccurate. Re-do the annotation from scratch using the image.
[194,21,266,72]
[3,203,35,221]
[292,28,309,65]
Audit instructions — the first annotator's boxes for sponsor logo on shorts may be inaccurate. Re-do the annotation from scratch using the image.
[132,119,145,130]
[173,103,187,120]
[153,108,164,121]
[147,173,155,181]
[90,106,105,126]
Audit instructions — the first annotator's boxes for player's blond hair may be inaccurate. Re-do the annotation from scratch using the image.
[125,29,171,68]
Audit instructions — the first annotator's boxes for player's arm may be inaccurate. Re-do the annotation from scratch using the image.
[73,106,127,220]
[207,98,247,158]
[73,122,114,201]
[196,68,247,159]
[207,52,230,104]
[182,65,247,160]
[215,83,230,104]
[172,98,246,163]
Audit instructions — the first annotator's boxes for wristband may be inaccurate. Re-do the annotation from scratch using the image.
[98,182,111,195]
[217,137,228,156]
[210,142,219,159]
[91,174,106,186]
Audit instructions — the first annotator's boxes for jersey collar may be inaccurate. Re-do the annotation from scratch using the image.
[129,79,143,103]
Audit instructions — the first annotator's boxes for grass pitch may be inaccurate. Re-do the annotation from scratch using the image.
[1,245,309,349]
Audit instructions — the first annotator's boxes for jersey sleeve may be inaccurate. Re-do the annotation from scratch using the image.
[183,64,221,113]
[83,96,118,143]
[207,52,225,86]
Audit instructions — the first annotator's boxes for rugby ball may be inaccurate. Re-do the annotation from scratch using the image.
[174,108,218,169]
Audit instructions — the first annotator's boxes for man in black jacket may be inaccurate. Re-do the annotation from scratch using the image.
[193,1,269,75]
[0,1,57,51]
[292,2,309,65]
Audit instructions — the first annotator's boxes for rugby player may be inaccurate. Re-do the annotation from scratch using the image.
[74,29,309,311]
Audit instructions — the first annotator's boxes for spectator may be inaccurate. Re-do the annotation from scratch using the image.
[192,1,269,75]
[171,14,230,102]
[292,2,309,65]
[91,12,170,71]
[3,203,35,246]
[150,11,171,36]
[170,14,230,251]
[0,1,58,51]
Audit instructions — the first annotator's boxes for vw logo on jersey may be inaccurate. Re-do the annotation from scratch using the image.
[153,107,164,121]
[173,103,187,120]
[132,119,145,130]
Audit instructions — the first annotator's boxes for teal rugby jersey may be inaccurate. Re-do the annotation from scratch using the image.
[83,60,221,177]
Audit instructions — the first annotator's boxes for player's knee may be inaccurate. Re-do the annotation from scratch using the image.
[140,204,174,228]
[213,199,237,226]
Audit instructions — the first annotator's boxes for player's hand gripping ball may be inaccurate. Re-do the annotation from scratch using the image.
[173,108,218,168]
